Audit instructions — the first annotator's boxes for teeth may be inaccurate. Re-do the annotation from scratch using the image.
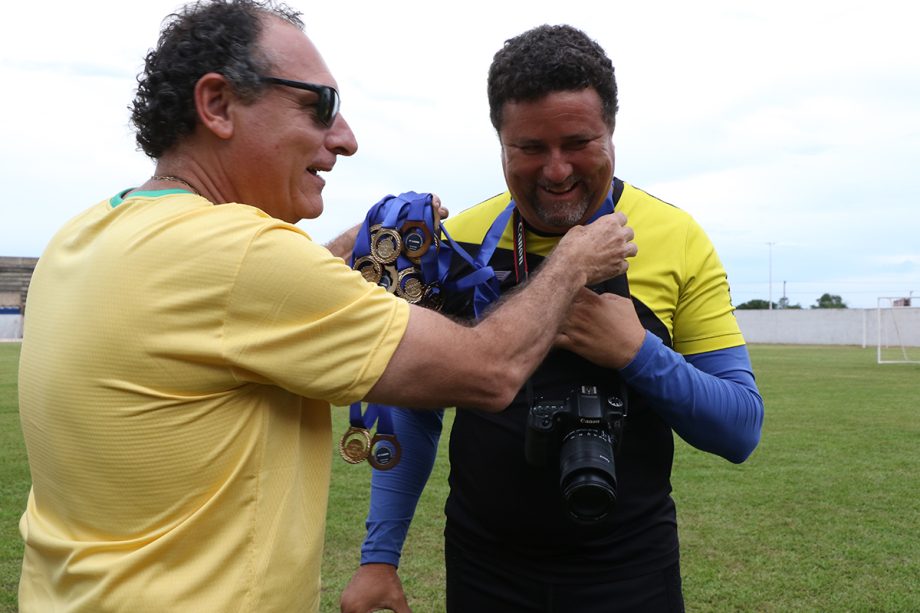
[543,181,576,193]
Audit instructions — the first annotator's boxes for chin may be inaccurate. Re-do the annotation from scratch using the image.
[539,208,590,229]
[297,198,324,221]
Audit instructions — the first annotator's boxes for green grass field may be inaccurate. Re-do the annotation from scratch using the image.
[2,343,918,612]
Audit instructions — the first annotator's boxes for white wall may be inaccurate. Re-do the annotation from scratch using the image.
[0,315,23,340]
[734,308,920,347]
[3,309,917,346]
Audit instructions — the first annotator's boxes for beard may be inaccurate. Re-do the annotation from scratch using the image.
[528,181,594,228]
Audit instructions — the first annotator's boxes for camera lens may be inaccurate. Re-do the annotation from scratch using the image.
[558,428,617,523]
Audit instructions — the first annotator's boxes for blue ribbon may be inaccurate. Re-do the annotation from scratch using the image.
[352,191,443,290]
[352,191,503,313]
[349,401,395,434]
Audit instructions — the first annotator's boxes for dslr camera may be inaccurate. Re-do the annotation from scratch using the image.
[524,384,627,524]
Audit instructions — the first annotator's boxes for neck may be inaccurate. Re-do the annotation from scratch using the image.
[150,174,199,195]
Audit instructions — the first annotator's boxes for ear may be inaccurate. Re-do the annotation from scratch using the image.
[194,72,236,140]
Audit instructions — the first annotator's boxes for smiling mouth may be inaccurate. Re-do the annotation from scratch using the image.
[542,185,578,197]
[541,179,579,195]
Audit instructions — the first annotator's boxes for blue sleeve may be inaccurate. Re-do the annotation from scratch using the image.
[619,332,764,463]
[360,407,443,566]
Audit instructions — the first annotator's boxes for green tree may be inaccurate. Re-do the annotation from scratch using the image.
[811,293,847,309]
[736,299,777,310]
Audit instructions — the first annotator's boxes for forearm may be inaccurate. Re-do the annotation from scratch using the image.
[472,246,590,387]
[362,408,443,566]
[368,248,592,410]
[368,213,635,410]
[620,334,764,462]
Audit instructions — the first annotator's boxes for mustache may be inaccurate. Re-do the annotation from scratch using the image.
[538,178,580,192]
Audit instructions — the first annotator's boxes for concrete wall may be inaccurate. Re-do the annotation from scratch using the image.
[0,315,23,340]
[735,308,920,347]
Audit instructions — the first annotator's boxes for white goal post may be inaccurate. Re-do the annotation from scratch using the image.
[876,297,920,364]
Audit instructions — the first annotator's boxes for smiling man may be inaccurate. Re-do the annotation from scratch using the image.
[343,25,765,613]
[16,6,640,612]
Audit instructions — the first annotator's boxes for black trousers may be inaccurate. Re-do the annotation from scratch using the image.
[445,540,684,613]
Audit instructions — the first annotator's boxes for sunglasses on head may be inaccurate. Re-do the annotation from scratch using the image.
[260,76,340,126]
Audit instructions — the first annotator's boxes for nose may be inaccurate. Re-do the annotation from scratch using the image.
[326,113,358,157]
[542,148,572,184]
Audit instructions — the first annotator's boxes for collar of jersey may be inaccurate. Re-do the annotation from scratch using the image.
[110,187,194,208]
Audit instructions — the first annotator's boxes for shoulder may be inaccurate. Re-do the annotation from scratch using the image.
[617,180,714,252]
[617,181,694,227]
[443,191,512,242]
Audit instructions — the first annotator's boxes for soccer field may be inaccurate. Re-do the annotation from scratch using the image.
[2,343,918,612]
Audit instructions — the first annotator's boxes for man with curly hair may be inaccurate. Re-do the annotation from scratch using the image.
[16,6,638,612]
[342,25,764,613]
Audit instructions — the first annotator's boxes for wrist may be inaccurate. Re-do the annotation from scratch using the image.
[361,548,401,567]
[619,331,660,376]
[543,244,588,291]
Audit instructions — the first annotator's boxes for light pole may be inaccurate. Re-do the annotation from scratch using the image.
[767,242,775,310]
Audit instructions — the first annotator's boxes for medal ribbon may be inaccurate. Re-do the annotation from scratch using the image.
[348,401,395,434]
[353,191,443,288]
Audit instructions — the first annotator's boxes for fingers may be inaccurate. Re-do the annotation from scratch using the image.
[591,213,637,279]
[554,332,573,352]
[573,286,603,304]
[623,226,637,257]
[431,194,449,220]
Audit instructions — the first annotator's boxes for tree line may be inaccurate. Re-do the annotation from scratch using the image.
[735,293,847,310]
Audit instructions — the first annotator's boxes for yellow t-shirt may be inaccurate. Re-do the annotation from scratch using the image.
[18,190,410,612]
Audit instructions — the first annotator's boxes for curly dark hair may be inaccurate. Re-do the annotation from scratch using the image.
[487,24,618,133]
[130,0,304,159]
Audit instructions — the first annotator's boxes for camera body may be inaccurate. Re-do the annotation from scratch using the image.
[524,384,627,524]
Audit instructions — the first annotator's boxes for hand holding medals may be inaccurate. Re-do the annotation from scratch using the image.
[339,192,448,470]
[351,193,445,309]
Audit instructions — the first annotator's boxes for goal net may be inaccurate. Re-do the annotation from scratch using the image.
[876,297,920,364]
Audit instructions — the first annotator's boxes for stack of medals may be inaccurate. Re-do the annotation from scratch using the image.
[340,191,445,470]
[351,224,443,309]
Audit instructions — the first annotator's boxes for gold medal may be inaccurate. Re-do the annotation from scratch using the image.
[396,268,425,304]
[422,286,443,311]
[353,256,382,284]
[379,264,399,293]
[339,427,372,464]
[400,221,432,259]
[368,433,402,470]
[371,229,402,264]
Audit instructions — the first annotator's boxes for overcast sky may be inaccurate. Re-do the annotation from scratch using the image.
[1,0,917,308]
